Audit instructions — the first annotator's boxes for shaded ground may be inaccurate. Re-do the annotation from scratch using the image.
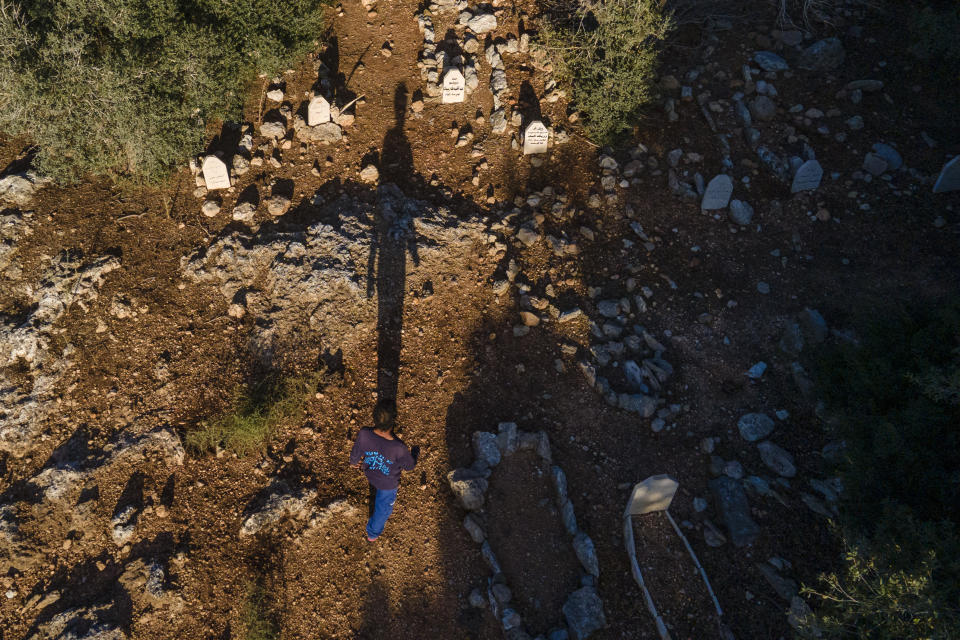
[484,450,581,636]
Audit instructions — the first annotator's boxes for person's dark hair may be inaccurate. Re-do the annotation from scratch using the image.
[373,402,396,430]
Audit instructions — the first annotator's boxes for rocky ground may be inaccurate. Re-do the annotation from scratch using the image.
[0,0,958,638]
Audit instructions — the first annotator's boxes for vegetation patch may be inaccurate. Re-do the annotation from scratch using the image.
[240,581,280,640]
[540,0,672,145]
[802,299,960,639]
[187,371,325,456]
[0,0,329,183]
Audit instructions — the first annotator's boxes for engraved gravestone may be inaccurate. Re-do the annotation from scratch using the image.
[307,95,331,126]
[441,67,466,104]
[790,159,823,193]
[523,121,549,155]
[202,155,230,190]
[701,174,733,210]
[933,156,960,194]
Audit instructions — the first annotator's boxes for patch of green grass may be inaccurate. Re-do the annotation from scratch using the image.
[240,581,279,640]
[187,371,324,456]
[540,0,672,145]
[0,0,330,184]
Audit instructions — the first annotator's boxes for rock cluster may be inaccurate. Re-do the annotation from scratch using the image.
[450,423,606,640]
[1,254,120,457]
[181,184,484,363]
[240,479,319,537]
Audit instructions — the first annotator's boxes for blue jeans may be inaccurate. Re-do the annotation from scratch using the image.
[366,487,397,539]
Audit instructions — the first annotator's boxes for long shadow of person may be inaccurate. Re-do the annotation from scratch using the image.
[366,84,421,417]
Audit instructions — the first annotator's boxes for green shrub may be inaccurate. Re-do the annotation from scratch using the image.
[0,0,328,183]
[801,299,960,639]
[540,0,672,145]
[186,371,323,456]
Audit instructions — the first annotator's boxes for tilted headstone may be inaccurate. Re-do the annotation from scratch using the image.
[523,121,549,155]
[790,159,823,193]
[933,156,960,194]
[307,95,331,127]
[202,155,230,190]
[625,475,679,516]
[701,174,733,210]
[441,67,466,104]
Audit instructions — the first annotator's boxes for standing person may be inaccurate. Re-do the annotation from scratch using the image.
[349,403,417,541]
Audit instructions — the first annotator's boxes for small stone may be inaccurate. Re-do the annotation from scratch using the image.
[467,13,497,34]
[746,362,767,379]
[469,588,487,608]
[463,513,485,543]
[360,164,379,183]
[232,201,256,222]
[738,413,775,441]
[562,587,606,640]
[798,38,845,70]
[201,200,220,217]
[702,174,734,210]
[862,152,888,176]
[758,441,797,477]
[846,115,864,130]
[728,199,754,225]
[447,468,488,510]
[871,143,902,171]
[266,194,290,216]
[573,532,599,577]
[754,51,789,71]
[749,96,777,121]
[472,431,501,468]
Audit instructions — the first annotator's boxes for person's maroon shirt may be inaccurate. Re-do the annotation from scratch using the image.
[349,428,416,490]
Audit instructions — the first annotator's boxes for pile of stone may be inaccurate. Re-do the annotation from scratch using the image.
[484,41,509,133]
[416,12,479,103]
[448,423,606,640]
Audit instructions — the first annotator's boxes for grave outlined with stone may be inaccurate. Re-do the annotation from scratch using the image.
[447,422,606,639]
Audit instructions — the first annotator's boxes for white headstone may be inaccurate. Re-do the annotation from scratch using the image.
[626,475,679,516]
[791,159,823,193]
[701,174,733,210]
[201,155,230,190]
[933,156,960,194]
[523,121,549,155]
[307,95,331,127]
[441,68,466,104]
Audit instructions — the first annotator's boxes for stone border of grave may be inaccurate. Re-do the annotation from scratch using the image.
[447,422,606,640]
[623,475,730,640]
[417,11,480,102]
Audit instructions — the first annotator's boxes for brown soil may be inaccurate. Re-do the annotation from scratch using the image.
[632,512,720,640]
[485,450,581,636]
[1,0,959,639]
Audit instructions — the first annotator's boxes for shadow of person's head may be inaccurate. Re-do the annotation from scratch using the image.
[393,83,408,124]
